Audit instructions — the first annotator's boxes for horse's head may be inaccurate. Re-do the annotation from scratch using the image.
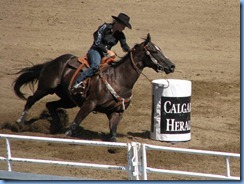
[140,33,175,74]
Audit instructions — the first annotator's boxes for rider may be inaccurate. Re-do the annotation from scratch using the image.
[72,13,132,91]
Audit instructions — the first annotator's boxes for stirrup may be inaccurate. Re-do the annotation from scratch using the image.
[71,82,85,95]
[73,82,85,89]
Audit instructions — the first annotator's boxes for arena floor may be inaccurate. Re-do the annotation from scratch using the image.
[0,0,240,180]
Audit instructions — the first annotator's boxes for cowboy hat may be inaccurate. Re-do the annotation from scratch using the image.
[112,13,132,29]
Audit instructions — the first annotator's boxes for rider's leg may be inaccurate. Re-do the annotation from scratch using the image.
[73,49,101,88]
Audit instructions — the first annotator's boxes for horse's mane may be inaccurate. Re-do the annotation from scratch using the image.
[110,43,142,67]
[110,52,130,67]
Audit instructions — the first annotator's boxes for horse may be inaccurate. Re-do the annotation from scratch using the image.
[13,33,175,142]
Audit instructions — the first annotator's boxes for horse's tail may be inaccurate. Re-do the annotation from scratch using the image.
[13,62,47,100]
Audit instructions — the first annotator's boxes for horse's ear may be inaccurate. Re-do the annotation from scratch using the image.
[144,33,151,45]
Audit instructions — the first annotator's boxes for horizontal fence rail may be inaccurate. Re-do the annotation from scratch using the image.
[0,134,140,180]
[0,134,240,180]
[141,144,240,180]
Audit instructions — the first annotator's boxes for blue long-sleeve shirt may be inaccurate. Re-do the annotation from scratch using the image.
[91,23,130,53]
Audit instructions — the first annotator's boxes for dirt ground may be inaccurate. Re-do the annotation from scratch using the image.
[0,0,240,180]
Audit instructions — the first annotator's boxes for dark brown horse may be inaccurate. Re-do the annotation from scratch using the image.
[13,34,175,141]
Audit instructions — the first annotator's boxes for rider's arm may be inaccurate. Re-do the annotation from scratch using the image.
[93,23,109,53]
[119,32,130,52]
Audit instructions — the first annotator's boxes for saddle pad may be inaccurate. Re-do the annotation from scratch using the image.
[67,57,90,70]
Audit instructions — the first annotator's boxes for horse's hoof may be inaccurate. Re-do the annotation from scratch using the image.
[16,118,24,124]
[65,130,72,136]
[65,130,77,137]
[110,137,117,142]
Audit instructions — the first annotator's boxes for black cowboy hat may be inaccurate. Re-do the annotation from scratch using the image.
[112,13,132,29]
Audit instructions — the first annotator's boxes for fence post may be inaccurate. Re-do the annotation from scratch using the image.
[129,142,141,180]
[127,143,133,179]
[5,138,12,171]
[226,157,230,177]
[142,144,147,180]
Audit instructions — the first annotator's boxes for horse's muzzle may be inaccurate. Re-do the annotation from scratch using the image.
[164,64,175,74]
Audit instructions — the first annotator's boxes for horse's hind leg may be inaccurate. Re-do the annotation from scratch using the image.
[17,89,49,123]
[46,99,76,133]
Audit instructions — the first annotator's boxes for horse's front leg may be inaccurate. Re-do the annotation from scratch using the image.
[106,112,123,142]
[66,101,96,136]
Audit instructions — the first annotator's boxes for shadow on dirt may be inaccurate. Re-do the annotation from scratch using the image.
[70,127,127,141]
[1,109,127,142]
[127,131,150,139]
[1,109,68,134]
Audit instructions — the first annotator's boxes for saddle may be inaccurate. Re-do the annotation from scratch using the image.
[67,55,117,96]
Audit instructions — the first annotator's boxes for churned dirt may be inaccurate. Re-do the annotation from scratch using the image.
[0,0,240,180]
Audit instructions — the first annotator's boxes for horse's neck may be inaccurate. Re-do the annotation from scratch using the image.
[104,55,144,92]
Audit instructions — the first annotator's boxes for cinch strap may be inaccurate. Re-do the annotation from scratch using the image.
[99,74,132,111]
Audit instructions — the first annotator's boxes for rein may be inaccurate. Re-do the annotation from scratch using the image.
[129,46,152,83]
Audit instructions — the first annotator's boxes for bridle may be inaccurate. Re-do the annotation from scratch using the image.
[130,43,165,82]
[144,44,165,71]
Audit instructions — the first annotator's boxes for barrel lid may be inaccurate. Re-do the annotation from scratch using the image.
[152,79,191,85]
[152,79,192,97]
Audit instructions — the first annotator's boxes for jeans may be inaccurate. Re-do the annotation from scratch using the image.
[75,48,102,84]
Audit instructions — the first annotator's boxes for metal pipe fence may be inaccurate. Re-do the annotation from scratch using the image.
[141,144,240,180]
[0,134,140,180]
[0,134,240,180]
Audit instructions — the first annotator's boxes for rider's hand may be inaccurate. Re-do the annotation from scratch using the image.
[122,48,129,52]
[107,50,115,58]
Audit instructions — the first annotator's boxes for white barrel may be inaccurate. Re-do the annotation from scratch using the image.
[151,79,192,142]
